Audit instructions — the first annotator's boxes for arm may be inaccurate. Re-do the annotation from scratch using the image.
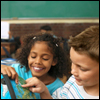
[21,77,53,99]
[1,64,18,84]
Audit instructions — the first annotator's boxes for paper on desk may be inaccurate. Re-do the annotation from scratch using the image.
[1,22,9,39]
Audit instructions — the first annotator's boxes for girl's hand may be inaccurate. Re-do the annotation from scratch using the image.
[21,77,52,99]
[21,77,46,93]
[1,64,18,84]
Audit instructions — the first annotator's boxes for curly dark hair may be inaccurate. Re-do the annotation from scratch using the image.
[16,33,71,78]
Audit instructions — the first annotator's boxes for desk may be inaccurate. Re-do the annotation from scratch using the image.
[1,42,16,56]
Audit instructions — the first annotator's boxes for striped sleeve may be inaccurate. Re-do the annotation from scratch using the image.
[52,75,84,99]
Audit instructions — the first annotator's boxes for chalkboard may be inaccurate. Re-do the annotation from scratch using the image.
[1,1,99,19]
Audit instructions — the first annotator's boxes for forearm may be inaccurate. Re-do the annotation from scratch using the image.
[40,87,53,99]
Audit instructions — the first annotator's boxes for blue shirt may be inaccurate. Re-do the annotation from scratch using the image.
[11,63,64,99]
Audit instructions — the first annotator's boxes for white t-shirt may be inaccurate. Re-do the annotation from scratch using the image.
[52,75,99,99]
[78,86,99,99]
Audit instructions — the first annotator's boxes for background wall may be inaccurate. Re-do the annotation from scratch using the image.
[1,1,99,39]
[9,22,98,39]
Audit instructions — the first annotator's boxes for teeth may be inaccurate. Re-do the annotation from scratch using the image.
[34,67,43,70]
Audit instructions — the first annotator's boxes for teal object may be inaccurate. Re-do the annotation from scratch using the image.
[1,74,36,99]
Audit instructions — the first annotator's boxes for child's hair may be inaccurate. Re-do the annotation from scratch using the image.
[40,25,52,31]
[68,25,99,63]
[16,33,71,78]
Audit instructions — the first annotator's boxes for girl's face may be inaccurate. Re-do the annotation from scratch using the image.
[70,47,99,88]
[28,41,57,78]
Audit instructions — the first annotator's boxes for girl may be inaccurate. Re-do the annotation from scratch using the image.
[1,33,70,99]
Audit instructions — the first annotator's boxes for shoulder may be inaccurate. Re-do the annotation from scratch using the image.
[57,75,76,93]
[11,63,20,67]
[47,78,64,88]
[52,75,84,99]
[11,63,24,70]
[46,78,64,95]
[54,78,64,87]
[62,75,81,98]
[11,63,26,73]
[64,75,75,87]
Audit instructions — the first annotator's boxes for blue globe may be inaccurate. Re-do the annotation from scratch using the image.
[1,74,36,99]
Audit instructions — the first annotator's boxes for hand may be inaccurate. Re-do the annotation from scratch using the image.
[1,64,18,84]
[21,77,46,93]
[21,77,52,99]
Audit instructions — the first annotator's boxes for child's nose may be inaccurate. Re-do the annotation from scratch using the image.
[71,63,78,76]
[35,57,42,65]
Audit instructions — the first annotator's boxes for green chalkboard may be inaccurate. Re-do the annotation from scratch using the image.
[1,1,99,19]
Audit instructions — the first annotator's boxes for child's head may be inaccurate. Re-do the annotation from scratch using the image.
[40,25,53,34]
[16,33,70,78]
[68,26,99,87]
[40,25,52,31]
[68,25,99,63]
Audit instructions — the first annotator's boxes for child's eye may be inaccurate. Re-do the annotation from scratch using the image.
[76,64,87,71]
[80,69,87,71]
[43,58,49,60]
[80,67,88,71]
[31,56,36,58]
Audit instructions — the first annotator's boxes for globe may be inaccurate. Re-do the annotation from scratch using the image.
[1,74,36,99]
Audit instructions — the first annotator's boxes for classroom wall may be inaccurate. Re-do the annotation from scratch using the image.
[1,18,98,39]
[1,1,99,39]
[9,21,98,39]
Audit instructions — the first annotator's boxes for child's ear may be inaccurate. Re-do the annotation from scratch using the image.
[51,59,57,66]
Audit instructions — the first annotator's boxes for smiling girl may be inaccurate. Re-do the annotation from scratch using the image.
[1,33,70,99]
